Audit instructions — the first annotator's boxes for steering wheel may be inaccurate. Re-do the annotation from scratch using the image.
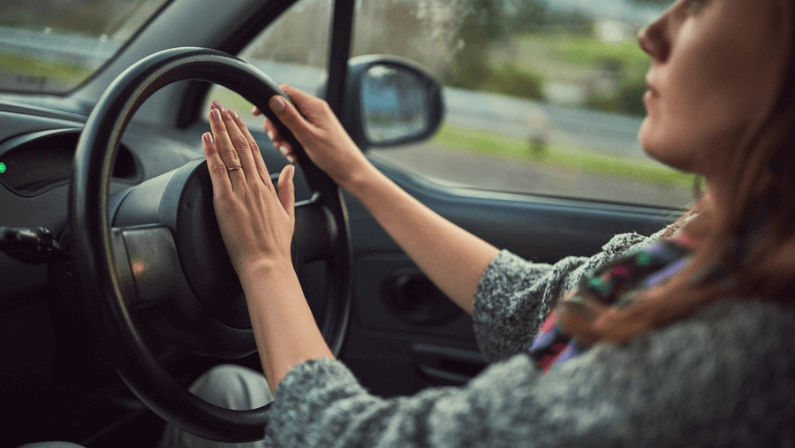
[69,47,352,442]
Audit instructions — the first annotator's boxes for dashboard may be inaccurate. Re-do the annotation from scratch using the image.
[0,103,209,309]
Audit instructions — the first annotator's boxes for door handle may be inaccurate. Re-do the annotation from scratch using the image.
[381,269,461,325]
[412,343,486,386]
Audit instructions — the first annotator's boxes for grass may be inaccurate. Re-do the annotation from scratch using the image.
[0,52,90,82]
[433,124,696,188]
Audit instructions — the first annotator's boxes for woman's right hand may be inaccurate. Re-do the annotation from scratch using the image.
[257,88,498,316]
[254,84,371,189]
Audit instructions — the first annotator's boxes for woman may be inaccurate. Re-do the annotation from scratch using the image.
[183,0,795,446]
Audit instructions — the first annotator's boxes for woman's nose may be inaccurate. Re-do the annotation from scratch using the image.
[638,27,654,56]
[638,17,670,62]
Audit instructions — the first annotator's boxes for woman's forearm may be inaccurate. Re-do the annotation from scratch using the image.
[341,162,499,315]
[263,87,499,315]
[238,262,334,393]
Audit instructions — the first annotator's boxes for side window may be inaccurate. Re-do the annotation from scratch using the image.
[204,0,332,128]
[351,0,692,209]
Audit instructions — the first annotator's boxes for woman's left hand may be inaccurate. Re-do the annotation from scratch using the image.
[201,101,296,278]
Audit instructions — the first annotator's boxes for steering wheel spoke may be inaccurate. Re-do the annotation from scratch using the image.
[111,226,179,309]
[294,198,338,264]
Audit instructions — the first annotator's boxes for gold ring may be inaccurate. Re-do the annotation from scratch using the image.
[226,165,242,171]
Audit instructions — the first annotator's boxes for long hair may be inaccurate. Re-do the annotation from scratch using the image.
[561,0,795,345]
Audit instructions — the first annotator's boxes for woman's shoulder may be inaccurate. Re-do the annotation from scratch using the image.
[592,299,795,368]
[527,299,795,445]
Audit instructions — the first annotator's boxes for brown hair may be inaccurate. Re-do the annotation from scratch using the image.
[562,0,795,345]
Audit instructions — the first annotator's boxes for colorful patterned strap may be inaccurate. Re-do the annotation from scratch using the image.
[529,239,694,373]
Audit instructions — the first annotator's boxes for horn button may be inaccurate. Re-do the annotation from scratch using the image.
[113,159,251,329]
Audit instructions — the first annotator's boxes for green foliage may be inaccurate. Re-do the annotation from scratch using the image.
[467,0,508,42]
[441,13,492,89]
[543,34,648,70]
[618,83,648,116]
[586,82,648,117]
[0,52,89,81]
[546,10,595,35]
[484,63,543,100]
[505,0,548,33]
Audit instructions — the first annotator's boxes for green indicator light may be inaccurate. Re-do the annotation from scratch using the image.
[0,162,6,174]
[636,253,651,266]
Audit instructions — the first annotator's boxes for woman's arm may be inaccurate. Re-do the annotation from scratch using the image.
[263,85,498,314]
[202,104,333,392]
[264,300,794,447]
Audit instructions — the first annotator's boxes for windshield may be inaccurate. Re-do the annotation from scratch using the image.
[0,0,170,94]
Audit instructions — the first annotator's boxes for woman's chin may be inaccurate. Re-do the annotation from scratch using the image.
[638,118,660,159]
[638,122,685,170]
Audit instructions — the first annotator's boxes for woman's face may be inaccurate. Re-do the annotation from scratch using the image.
[638,0,788,178]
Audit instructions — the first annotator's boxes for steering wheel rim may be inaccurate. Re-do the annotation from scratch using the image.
[69,47,352,442]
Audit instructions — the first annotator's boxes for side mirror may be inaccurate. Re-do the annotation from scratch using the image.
[341,55,444,151]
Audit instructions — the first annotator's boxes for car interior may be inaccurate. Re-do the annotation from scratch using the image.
[0,0,682,446]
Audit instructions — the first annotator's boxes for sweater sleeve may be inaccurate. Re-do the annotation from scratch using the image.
[472,231,653,362]
[264,301,795,448]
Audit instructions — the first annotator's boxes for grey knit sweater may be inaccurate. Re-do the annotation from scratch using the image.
[264,231,795,447]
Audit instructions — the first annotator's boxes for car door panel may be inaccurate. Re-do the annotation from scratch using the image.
[340,157,679,397]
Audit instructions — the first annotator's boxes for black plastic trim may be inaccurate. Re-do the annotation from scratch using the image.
[0,128,142,198]
[326,0,356,115]
[341,55,445,150]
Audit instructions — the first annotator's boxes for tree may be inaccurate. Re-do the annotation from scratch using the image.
[466,0,507,43]
[505,0,548,33]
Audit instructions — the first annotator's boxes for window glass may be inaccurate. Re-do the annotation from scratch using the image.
[0,0,170,94]
[352,0,693,209]
[204,0,332,129]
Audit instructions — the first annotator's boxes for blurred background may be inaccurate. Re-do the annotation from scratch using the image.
[0,0,692,208]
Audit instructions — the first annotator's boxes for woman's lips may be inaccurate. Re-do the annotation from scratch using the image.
[645,76,659,97]
[646,82,657,96]
[644,80,658,107]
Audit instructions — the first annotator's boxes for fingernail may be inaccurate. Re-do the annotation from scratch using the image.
[279,146,289,156]
[270,96,285,112]
[203,132,213,143]
[211,109,221,121]
[229,108,239,120]
[286,155,296,164]
[251,106,259,115]
[267,131,274,141]
[211,101,223,111]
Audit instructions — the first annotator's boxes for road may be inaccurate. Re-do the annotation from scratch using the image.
[371,143,692,208]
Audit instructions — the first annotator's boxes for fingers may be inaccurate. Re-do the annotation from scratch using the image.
[261,114,296,164]
[280,84,322,115]
[208,107,247,189]
[201,131,233,196]
[268,86,325,142]
[277,164,295,222]
[226,107,271,186]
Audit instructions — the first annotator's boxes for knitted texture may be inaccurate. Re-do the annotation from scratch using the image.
[264,230,795,447]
